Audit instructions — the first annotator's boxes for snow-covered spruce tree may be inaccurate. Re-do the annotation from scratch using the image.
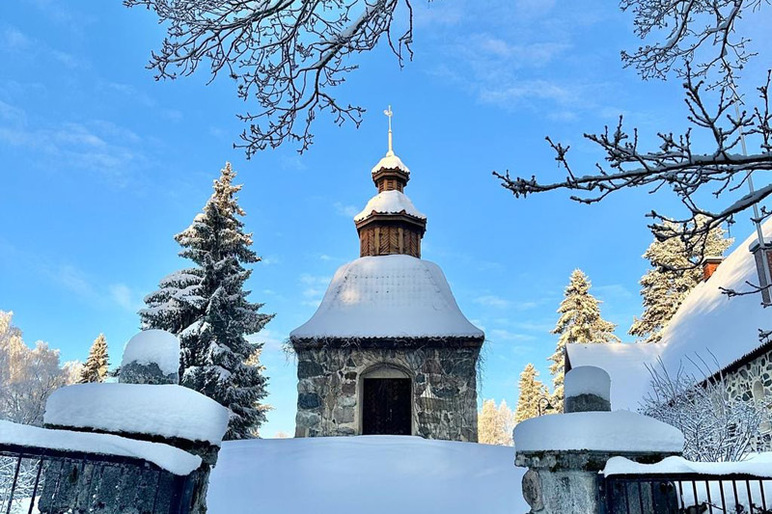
[515,363,548,423]
[140,268,204,335]
[630,219,732,343]
[141,163,274,439]
[78,333,109,383]
[549,269,620,411]
[478,399,513,446]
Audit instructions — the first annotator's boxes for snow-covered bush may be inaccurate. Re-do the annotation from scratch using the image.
[641,359,769,462]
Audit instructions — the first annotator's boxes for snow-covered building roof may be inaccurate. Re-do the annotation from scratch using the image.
[566,343,663,411]
[290,255,484,341]
[354,190,426,222]
[371,152,410,175]
[566,218,772,410]
[657,219,772,377]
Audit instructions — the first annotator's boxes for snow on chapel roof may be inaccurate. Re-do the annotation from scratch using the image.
[371,153,410,175]
[290,255,484,341]
[354,190,426,222]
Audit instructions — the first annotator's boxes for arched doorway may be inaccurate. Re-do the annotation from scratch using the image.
[360,365,412,435]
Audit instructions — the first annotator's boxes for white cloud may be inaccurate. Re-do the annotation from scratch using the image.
[247,328,286,353]
[0,103,145,186]
[489,328,536,342]
[334,202,359,218]
[109,283,137,312]
[474,295,511,309]
[1,27,31,51]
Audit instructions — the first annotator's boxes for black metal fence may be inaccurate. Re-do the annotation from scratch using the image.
[0,444,197,514]
[601,473,772,514]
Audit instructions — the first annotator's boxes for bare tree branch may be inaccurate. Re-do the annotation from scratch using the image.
[494,70,772,260]
[124,0,414,155]
[620,0,769,88]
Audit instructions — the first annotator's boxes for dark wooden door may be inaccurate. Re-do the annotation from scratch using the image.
[362,378,412,435]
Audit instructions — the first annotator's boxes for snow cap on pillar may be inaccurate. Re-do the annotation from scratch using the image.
[564,366,611,413]
[119,329,181,385]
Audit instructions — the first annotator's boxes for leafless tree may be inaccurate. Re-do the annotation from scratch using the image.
[495,0,771,275]
[124,0,415,155]
[495,69,772,260]
[620,0,769,88]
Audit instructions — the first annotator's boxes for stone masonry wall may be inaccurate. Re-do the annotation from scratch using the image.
[723,348,772,451]
[294,344,480,442]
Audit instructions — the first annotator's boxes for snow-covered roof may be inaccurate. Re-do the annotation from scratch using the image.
[44,383,230,445]
[566,343,663,411]
[354,190,426,222]
[290,255,484,341]
[208,436,528,513]
[121,329,180,375]
[658,218,772,377]
[566,219,772,410]
[514,410,683,453]
[371,153,410,175]
[0,420,201,475]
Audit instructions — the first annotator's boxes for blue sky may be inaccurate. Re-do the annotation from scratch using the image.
[1,0,769,437]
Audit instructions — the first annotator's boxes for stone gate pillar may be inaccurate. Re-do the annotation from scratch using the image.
[514,366,683,514]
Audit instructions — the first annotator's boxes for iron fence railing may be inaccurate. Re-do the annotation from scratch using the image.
[601,473,772,514]
[0,444,196,514]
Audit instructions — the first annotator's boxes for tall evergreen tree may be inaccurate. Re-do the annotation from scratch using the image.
[78,334,109,383]
[140,163,274,439]
[515,363,548,423]
[549,269,619,411]
[630,219,732,343]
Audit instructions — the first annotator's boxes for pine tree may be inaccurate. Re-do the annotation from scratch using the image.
[78,334,109,383]
[140,163,274,439]
[515,363,548,423]
[630,219,732,343]
[549,269,619,411]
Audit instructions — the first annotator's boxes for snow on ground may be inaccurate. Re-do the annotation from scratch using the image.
[44,383,229,445]
[207,436,528,514]
[0,421,200,475]
[604,453,772,477]
[354,190,426,221]
[290,255,484,340]
[120,329,180,375]
[514,411,683,453]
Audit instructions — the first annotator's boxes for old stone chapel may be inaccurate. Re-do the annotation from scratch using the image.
[290,112,484,441]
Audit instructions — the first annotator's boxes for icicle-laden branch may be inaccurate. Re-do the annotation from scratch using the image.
[620,0,769,88]
[124,0,413,155]
[495,70,772,261]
